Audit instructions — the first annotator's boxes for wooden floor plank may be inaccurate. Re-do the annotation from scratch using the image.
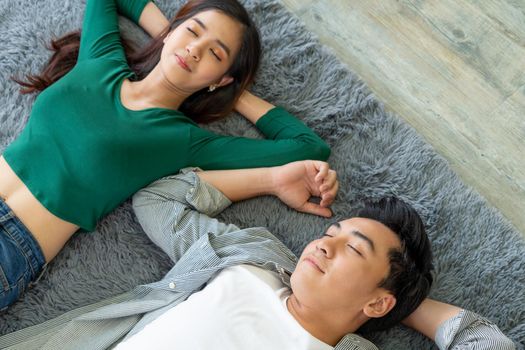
[405,0,525,98]
[279,0,525,235]
[466,0,525,47]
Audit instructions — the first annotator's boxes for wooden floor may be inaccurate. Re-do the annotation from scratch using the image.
[279,0,525,236]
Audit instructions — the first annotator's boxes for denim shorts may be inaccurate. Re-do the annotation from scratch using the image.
[0,197,46,311]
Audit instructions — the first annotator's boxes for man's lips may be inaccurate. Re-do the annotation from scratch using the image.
[304,256,325,273]
[175,54,191,72]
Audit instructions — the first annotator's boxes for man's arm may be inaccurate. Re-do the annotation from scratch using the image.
[132,161,338,263]
[138,2,170,37]
[196,160,338,217]
[403,299,515,350]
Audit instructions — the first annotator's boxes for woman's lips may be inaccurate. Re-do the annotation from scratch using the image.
[175,54,191,72]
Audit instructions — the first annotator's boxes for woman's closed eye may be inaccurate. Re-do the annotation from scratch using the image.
[186,27,221,61]
[186,27,198,36]
[210,49,221,61]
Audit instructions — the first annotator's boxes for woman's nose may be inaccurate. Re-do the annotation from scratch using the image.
[186,44,201,62]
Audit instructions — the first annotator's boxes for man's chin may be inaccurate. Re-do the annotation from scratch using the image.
[290,268,321,297]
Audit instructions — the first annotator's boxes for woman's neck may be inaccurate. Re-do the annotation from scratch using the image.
[125,64,192,111]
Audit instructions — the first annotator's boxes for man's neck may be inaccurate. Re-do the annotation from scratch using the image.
[286,293,364,347]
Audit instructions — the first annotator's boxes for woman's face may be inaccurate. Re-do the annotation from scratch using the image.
[160,10,244,93]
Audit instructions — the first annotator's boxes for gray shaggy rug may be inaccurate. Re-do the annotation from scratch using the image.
[0,0,524,349]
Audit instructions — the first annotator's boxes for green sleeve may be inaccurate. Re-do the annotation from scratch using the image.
[78,0,151,61]
[186,107,331,170]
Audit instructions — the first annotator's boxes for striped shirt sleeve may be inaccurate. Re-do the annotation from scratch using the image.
[132,168,240,263]
[435,309,515,350]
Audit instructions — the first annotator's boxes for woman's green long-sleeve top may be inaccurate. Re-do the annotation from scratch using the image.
[3,0,330,231]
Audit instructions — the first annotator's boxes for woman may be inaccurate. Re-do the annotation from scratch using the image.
[0,0,330,310]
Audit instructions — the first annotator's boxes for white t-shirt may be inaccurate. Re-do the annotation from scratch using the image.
[116,264,333,350]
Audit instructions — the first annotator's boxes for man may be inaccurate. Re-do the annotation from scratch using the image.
[0,161,513,349]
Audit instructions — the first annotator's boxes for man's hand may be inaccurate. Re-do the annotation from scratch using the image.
[195,160,338,217]
[271,161,338,217]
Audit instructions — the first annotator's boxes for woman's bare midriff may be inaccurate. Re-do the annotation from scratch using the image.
[0,156,79,262]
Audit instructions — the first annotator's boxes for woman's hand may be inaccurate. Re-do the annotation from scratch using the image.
[270,160,338,217]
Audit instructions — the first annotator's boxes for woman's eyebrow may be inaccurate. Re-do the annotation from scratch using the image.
[192,17,207,30]
[191,18,231,57]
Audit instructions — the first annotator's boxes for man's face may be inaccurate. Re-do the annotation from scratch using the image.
[290,218,401,316]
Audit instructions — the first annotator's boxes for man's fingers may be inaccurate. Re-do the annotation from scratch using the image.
[314,161,329,183]
[300,202,333,218]
[320,170,338,200]
[320,180,338,207]
[320,169,337,192]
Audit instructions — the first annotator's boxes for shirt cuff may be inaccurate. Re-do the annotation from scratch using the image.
[435,309,513,350]
[179,167,232,217]
[435,309,465,349]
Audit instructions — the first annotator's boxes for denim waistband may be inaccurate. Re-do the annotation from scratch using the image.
[0,197,46,278]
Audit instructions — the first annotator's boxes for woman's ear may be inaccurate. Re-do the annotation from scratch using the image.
[217,75,234,88]
[363,294,397,319]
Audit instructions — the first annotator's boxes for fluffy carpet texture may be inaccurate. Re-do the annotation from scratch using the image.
[0,0,523,348]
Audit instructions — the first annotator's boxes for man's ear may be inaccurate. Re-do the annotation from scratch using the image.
[217,75,234,88]
[363,294,397,318]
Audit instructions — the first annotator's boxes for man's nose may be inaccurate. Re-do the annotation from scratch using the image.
[317,239,333,258]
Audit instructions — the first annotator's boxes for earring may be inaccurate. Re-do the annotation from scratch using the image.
[208,84,217,92]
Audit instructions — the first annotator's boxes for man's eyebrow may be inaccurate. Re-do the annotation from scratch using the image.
[191,18,231,57]
[331,222,376,253]
[350,230,376,253]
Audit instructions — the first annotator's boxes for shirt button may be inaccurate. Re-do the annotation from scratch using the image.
[189,188,194,194]
[168,282,176,289]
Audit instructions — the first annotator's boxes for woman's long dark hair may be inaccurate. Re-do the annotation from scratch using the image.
[12,0,261,123]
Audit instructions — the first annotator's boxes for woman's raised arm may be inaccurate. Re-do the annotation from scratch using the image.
[138,2,170,37]
[234,90,276,124]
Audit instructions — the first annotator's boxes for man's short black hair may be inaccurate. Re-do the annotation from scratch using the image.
[357,197,433,333]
